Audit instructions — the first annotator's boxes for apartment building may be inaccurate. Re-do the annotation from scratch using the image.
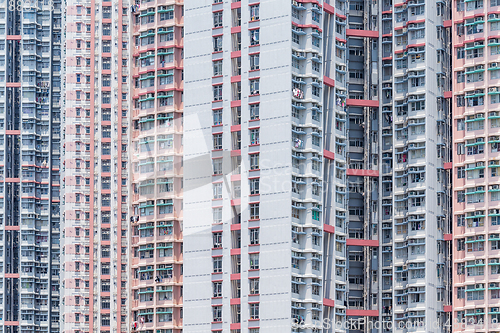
[0,2,63,333]
[129,1,184,333]
[451,0,500,329]
[184,0,330,332]
[377,0,453,329]
[61,1,131,333]
[183,0,453,332]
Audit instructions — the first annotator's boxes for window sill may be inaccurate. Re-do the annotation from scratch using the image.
[249,94,260,97]
[249,144,260,147]
[249,19,260,23]
[212,75,223,79]
[213,26,223,30]
[249,193,260,197]
[249,69,260,72]
[249,44,260,48]
[212,124,223,127]
[248,218,260,222]
[212,51,223,54]
[248,269,260,272]
[249,118,259,122]
[212,149,223,152]
[249,244,259,247]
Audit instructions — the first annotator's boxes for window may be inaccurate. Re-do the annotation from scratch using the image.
[457,46,465,59]
[213,85,223,101]
[467,261,485,276]
[250,229,259,245]
[250,203,259,219]
[213,257,222,273]
[213,207,223,224]
[250,4,259,21]
[250,303,259,319]
[213,281,222,297]
[213,11,223,28]
[466,186,485,204]
[250,104,259,120]
[466,236,485,252]
[213,109,223,125]
[213,36,223,52]
[457,238,465,251]
[457,190,465,203]
[213,232,222,248]
[246,252,259,271]
[466,41,483,58]
[250,29,259,45]
[250,178,259,195]
[466,0,483,10]
[213,60,223,76]
[213,183,223,199]
[466,138,485,155]
[250,79,259,95]
[213,133,222,150]
[457,214,465,227]
[457,167,465,179]
[250,54,259,70]
[101,314,110,326]
[213,305,222,322]
[250,128,259,145]
[312,85,321,97]
[250,154,259,170]
[249,278,259,294]
[212,158,223,175]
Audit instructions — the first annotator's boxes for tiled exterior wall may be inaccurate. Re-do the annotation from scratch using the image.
[0,1,63,332]
[61,1,131,332]
[129,1,184,332]
[452,0,500,328]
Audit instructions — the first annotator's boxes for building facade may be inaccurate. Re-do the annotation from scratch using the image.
[129,1,184,333]
[451,0,500,329]
[0,1,63,333]
[183,0,333,332]
[184,0,453,332]
[61,1,131,332]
